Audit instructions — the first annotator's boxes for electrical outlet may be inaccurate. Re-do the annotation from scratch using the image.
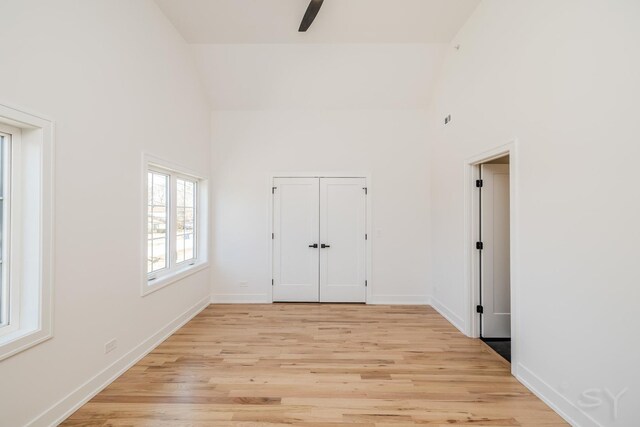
[104,339,117,354]
[239,281,248,288]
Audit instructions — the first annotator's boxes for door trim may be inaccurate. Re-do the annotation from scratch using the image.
[268,172,372,304]
[464,141,519,375]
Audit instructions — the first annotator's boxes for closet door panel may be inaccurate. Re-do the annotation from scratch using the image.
[319,178,366,303]
[272,177,320,302]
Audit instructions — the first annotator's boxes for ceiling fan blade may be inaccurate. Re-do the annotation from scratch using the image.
[299,0,324,32]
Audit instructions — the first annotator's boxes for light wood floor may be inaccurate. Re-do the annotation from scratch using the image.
[63,304,567,426]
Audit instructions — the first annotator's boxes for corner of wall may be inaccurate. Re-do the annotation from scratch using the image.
[428,296,465,334]
[516,363,602,427]
[27,296,210,427]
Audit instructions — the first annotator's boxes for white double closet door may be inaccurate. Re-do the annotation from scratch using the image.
[272,177,367,303]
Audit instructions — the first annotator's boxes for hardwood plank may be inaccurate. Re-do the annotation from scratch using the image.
[62,304,566,426]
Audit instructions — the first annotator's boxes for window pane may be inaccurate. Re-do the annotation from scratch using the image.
[152,238,167,271]
[152,175,167,206]
[185,181,195,208]
[176,234,185,264]
[177,208,185,234]
[152,207,167,239]
[177,178,195,208]
[148,171,168,274]
[176,178,196,263]
[147,241,153,272]
[184,233,194,261]
[184,207,194,232]
[177,179,185,208]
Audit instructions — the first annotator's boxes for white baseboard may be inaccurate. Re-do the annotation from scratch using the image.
[428,298,596,426]
[516,363,603,427]
[429,296,465,333]
[209,294,431,305]
[209,289,437,306]
[367,294,430,305]
[27,295,211,427]
[210,293,271,304]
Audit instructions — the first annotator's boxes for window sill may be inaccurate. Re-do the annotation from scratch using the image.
[0,325,52,362]
[142,261,209,297]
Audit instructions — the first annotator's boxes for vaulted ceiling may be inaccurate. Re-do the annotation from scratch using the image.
[155,0,480,43]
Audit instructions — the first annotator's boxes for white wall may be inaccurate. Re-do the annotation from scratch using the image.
[204,42,440,304]
[193,44,446,110]
[211,109,431,304]
[429,1,640,425]
[0,1,211,426]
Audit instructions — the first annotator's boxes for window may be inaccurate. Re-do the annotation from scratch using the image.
[0,131,12,333]
[0,104,54,361]
[144,157,207,295]
[147,171,169,274]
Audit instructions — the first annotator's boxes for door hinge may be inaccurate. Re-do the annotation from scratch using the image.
[476,179,483,188]
[476,304,483,314]
[365,233,368,240]
[272,232,275,239]
[272,186,277,194]
[272,279,274,286]
[365,280,368,287]
[476,241,483,250]
[363,187,368,195]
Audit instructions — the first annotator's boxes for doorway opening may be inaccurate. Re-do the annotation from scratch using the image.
[477,155,511,362]
[466,144,517,368]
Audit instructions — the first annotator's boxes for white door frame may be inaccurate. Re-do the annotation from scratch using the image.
[464,141,519,374]
[268,172,372,304]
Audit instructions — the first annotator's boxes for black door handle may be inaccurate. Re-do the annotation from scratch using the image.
[309,243,318,248]
[321,244,331,248]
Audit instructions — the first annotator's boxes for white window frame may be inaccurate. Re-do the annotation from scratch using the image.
[0,127,17,337]
[0,103,54,362]
[142,154,208,296]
